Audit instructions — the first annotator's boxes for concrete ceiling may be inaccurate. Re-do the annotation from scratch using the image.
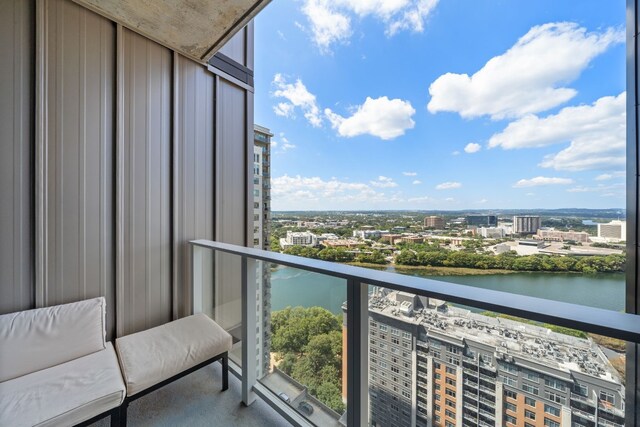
[74,0,270,63]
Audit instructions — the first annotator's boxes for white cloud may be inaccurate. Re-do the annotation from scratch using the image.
[477,198,488,204]
[325,96,415,140]
[489,93,625,171]
[272,74,323,127]
[566,183,624,198]
[596,171,624,181]
[436,181,462,190]
[370,175,398,188]
[427,22,623,119]
[513,176,574,188]
[271,174,404,209]
[301,0,439,53]
[445,197,455,202]
[408,196,431,203]
[271,135,297,153]
[451,151,460,156]
[412,180,422,185]
[526,193,535,196]
[403,171,417,176]
[464,142,481,153]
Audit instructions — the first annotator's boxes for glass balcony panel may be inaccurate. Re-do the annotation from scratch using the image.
[258,262,347,426]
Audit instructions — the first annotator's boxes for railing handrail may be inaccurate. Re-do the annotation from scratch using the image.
[189,239,640,343]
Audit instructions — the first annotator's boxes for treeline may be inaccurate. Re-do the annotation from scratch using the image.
[283,246,387,264]
[271,307,345,413]
[395,250,625,273]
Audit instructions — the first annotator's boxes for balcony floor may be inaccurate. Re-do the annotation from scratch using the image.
[92,362,286,427]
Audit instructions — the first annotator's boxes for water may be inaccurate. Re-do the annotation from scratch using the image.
[270,265,625,315]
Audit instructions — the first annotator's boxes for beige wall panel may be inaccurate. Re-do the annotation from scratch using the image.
[120,28,172,335]
[173,54,215,319]
[0,0,35,314]
[43,0,116,336]
[215,79,246,333]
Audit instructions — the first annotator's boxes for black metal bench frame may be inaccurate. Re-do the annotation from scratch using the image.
[73,351,228,427]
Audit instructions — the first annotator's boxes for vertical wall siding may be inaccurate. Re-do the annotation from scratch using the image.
[2,0,252,338]
[119,28,173,335]
[43,0,116,336]
[173,54,215,319]
[215,79,247,332]
[0,0,35,314]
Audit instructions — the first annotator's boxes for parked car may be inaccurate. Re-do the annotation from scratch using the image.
[277,392,290,403]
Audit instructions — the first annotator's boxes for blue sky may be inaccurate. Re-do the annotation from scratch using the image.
[254,0,626,211]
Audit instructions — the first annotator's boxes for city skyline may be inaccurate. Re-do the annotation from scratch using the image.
[254,0,626,211]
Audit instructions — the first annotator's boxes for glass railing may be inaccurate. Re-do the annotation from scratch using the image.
[189,240,639,427]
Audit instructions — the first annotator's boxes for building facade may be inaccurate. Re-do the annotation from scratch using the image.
[466,215,498,227]
[535,229,591,243]
[597,221,626,242]
[366,290,625,427]
[280,231,318,249]
[424,216,446,229]
[254,125,272,377]
[513,216,542,235]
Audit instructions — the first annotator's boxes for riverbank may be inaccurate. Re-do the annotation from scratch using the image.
[347,262,517,276]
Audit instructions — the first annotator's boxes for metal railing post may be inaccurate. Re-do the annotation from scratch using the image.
[242,256,257,405]
[192,244,203,314]
[347,279,369,426]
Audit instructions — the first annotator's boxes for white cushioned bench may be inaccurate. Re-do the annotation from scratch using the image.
[0,298,125,427]
[115,313,232,425]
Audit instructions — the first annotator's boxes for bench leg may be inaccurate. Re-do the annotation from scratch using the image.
[221,353,229,391]
[109,406,120,427]
[119,400,129,427]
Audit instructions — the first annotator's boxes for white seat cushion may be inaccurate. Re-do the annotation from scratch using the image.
[0,297,107,382]
[0,342,125,427]
[116,313,232,397]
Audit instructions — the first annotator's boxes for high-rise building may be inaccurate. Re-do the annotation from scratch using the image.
[361,290,625,427]
[597,220,626,242]
[466,215,497,227]
[254,124,272,377]
[513,215,542,234]
[424,216,446,229]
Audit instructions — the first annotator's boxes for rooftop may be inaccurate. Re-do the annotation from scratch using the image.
[369,290,622,384]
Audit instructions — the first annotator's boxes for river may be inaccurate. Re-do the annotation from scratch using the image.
[269,265,625,315]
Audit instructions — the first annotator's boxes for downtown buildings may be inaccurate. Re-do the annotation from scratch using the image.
[364,290,624,427]
[513,216,542,235]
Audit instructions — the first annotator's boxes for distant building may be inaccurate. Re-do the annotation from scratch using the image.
[398,235,425,244]
[353,230,383,239]
[478,226,505,239]
[280,231,317,249]
[535,228,590,243]
[424,216,445,229]
[466,214,497,227]
[513,215,542,234]
[321,239,360,248]
[597,220,626,242]
[253,124,272,378]
[380,234,403,244]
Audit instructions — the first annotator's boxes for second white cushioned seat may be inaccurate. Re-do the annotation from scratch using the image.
[115,313,232,397]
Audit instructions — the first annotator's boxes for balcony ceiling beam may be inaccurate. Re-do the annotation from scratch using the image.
[72,0,270,64]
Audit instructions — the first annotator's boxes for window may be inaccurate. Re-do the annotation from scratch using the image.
[391,328,399,336]
[505,390,518,400]
[435,383,441,391]
[402,390,411,398]
[525,409,535,420]
[447,345,459,354]
[445,378,456,386]
[544,378,565,391]
[445,409,455,418]
[544,391,565,405]
[392,337,399,345]
[525,423,535,427]
[525,396,536,407]
[435,373,441,380]
[445,388,456,397]
[505,415,517,425]
[573,383,588,396]
[544,404,560,417]
[544,419,560,427]
[445,366,456,375]
[523,370,539,382]
[505,402,517,412]
[499,362,518,374]
[445,399,455,407]
[600,391,615,405]
[402,332,411,339]
[500,374,517,387]
[434,394,441,401]
[379,325,388,332]
[522,384,538,395]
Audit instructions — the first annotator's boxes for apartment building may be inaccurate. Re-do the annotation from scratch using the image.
[280,231,318,249]
[367,290,625,427]
[253,125,272,377]
[597,221,627,242]
[425,216,446,229]
[513,216,542,235]
[466,215,498,227]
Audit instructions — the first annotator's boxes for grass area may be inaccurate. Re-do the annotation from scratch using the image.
[347,262,517,276]
[589,333,626,352]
